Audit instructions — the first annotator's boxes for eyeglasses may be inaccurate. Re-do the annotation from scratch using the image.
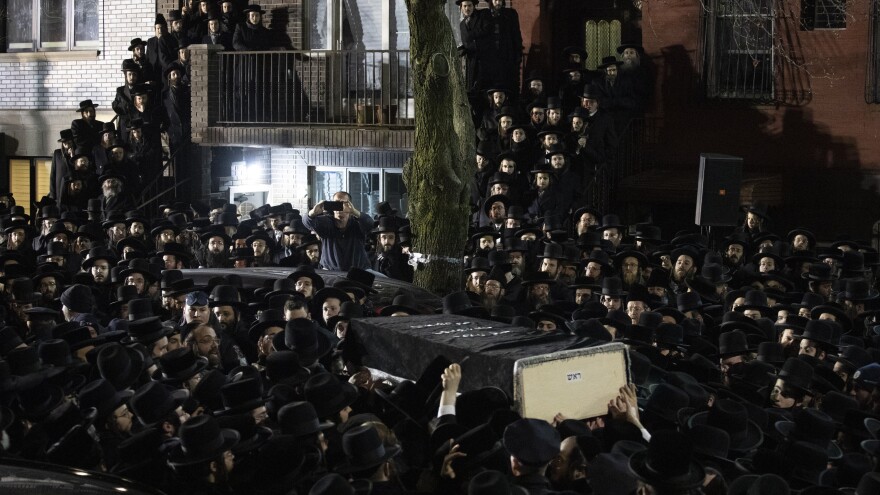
[197,337,220,346]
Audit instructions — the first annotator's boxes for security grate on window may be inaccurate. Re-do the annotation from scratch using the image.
[801,0,847,30]
[702,0,775,101]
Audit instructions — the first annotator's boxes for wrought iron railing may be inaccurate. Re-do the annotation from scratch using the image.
[216,50,413,126]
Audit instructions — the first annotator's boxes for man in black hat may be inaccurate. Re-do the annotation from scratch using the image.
[163,62,191,155]
[113,59,142,139]
[484,0,523,93]
[50,129,76,206]
[125,37,156,84]
[457,0,490,95]
[167,415,239,493]
[503,418,562,494]
[579,84,617,163]
[146,14,179,73]
[97,173,135,214]
[232,4,272,51]
[202,13,233,50]
[370,219,412,282]
[71,99,105,151]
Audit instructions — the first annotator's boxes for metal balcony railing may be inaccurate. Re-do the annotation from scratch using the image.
[217,50,414,126]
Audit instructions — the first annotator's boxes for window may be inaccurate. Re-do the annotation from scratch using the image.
[801,0,847,30]
[5,0,99,52]
[869,0,880,103]
[311,167,407,217]
[702,0,775,100]
[8,157,52,215]
[584,20,622,71]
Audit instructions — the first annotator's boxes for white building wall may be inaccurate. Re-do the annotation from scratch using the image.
[0,0,156,155]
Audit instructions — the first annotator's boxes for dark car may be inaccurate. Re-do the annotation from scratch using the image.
[180,268,441,314]
[0,458,164,494]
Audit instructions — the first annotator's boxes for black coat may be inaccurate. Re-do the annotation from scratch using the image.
[202,32,233,51]
[232,22,272,51]
[585,108,618,164]
[484,6,523,89]
[146,35,178,72]
[50,148,73,204]
[458,12,490,91]
[162,84,191,150]
[71,118,104,150]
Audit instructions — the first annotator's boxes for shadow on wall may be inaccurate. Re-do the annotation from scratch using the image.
[648,44,877,240]
[268,7,294,49]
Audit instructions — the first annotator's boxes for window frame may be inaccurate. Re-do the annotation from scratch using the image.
[702,0,776,102]
[868,0,880,103]
[5,0,99,53]
[801,0,847,31]
[310,166,406,217]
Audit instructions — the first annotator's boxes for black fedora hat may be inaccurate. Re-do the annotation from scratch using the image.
[755,342,786,367]
[336,267,377,295]
[215,413,273,457]
[283,318,334,366]
[677,292,707,314]
[379,292,423,316]
[775,408,843,460]
[77,378,133,422]
[154,347,208,384]
[215,377,267,416]
[129,380,187,427]
[208,284,246,308]
[287,265,325,291]
[629,429,706,491]
[601,276,627,297]
[96,342,145,391]
[641,383,690,427]
[118,258,155,282]
[167,415,240,467]
[76,99,98,112]
[802,263,835,282]
[688,399,763,453]
[304,372,359,420]
[126,298,154,321]
[264,351,311,387]
[122,316,172,346]
[793,319,837,350]
[248,308,287,342]
[277,401,335,438]
[441,290,488,318]
[312,287,352,313]
[717,330,752,358]
[776,357,814,394]
[337,424,401,474]
[840,278,879,303]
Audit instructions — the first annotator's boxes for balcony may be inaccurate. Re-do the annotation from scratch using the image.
[190,45,415,149]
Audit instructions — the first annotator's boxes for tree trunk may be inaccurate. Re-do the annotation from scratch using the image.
[404,0,473,295]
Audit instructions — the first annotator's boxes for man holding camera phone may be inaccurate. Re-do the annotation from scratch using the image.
[302,191,375,271]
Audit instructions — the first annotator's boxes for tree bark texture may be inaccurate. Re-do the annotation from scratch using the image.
[404,0,474,295]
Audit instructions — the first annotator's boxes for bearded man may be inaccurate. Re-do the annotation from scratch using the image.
[669,246,698,295]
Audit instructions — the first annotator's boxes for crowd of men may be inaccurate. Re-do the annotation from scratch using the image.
[1,1,879,495]
[457,0,650,224]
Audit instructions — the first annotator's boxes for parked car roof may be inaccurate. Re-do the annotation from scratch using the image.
[180,268,441,313]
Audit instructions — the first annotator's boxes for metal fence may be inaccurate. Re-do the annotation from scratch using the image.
[217,50,413,126]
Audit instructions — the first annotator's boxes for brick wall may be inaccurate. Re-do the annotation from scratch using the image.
[189,44,221,143]
[269,148,310,210]
[0,0,156,110]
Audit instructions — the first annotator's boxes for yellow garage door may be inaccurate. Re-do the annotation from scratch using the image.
[8,157,52,215]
